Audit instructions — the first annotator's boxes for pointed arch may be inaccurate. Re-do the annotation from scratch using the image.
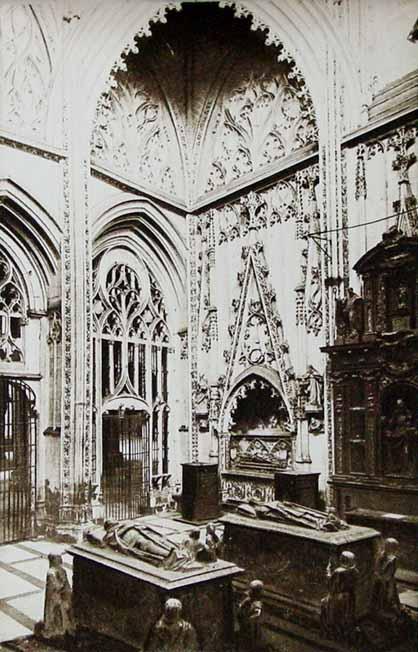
[92,196,187,330]
[0,178,61,311]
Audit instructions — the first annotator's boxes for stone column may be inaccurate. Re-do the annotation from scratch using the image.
[60,71,93,521]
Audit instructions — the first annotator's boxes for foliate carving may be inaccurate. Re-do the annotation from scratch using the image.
[217,179,298,244]
[206,66,317,192]
[61,153,73,508]
[0,4,54,138]
[0,254,26,362]
[294,165,323,335]
[188,215,200,461]
[91,71,182,197]
[355,144,367,200]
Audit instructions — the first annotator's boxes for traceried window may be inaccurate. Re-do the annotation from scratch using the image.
[0,254,26,363]
[92,250,171,501]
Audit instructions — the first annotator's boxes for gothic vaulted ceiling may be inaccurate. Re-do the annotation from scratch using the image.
[91,3,317,206]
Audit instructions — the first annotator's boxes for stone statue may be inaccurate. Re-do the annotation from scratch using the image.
[373,538,402,616]
[237,579,264,652]
[183,528,208,562]
[382,398,415,475]
[84,519,203,571]
[320,551,359,641]
[35,554,74,641]
[205,522,223,561]
[145,598,198,652]
[300,365,323,411]
[335,288,364,340]
[229,498,349,532]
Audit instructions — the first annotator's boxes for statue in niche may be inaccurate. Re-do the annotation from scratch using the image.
[145,598,198,652]
[84,519,203,571]
[228,498,349,532]
[237,579,265,652]
[382,397,415,475]
[335,288,364,340]
[373,538,402,616]
[320,551,359,641]
[300,365,323,412]
[35,554,74,642]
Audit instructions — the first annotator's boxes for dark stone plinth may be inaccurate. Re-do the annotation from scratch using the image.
[182,462,220,522]
[220,513,380,625]
[69,542,242,652]
[274,471,320,508]
[346,508,418,576]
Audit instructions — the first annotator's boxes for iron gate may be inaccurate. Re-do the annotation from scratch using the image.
[102,410,150,520]
[0,378,37,543]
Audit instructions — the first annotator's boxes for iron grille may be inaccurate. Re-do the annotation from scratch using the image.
[102,410,150,521]
[0,377,37,543]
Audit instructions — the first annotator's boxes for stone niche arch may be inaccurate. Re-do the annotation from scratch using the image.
[48,0,362,160]
[220,370,296,478]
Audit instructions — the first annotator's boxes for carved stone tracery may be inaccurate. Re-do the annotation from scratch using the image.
[0,254,26,363]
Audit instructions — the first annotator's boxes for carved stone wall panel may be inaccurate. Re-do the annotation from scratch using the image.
[0,4,57,139]
[91,69,185,198]
[221,475,275,504]
[199,59,317,196]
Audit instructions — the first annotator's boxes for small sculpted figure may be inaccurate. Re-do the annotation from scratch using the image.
[205,523,223,561]
[335,288,364,340]
[237,579,264,652]
[183,528,214,563]
[36,554,74,641]
[145,598,198,652]
[373,538,402,616]
[301,365,323,410]
[320,551,359,641]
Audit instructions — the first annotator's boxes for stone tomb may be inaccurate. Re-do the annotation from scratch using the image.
[69,518,242,652]
[220,512,380,627]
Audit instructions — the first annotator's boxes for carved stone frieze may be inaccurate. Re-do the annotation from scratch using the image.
[216,178,298,244]
[221,476,275,504]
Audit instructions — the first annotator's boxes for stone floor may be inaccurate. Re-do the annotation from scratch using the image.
[0,539,73,645]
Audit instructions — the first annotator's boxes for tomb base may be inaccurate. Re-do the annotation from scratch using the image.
[220,512,380,627]
[69,541,242,652]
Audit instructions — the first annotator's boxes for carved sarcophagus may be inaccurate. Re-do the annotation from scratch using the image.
[229,427,294,472]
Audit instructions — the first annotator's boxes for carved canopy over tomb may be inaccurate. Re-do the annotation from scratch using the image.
[91,3,317,203]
